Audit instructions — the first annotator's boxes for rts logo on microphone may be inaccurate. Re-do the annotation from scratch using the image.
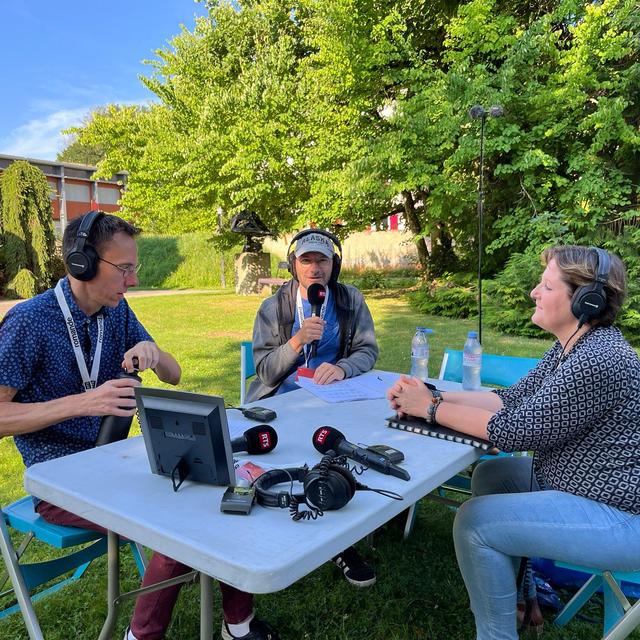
[315,427,330,445]
[259,431,273,450]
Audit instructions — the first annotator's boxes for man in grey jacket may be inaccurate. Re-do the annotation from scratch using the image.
[247,230,378,402]
[247,229,379,587]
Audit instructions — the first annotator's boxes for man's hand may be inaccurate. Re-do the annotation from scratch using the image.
[82,377,141,417]
[122,341,161,372]
[290,317,325,352]
[386,374,432,418]
[313,363,346,385]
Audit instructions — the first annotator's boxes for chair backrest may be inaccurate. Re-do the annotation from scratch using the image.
[240,341,256,405]
[438,348,540,388]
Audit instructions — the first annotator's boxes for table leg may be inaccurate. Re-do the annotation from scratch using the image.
[200,573,213,640]
[98,531,120,640]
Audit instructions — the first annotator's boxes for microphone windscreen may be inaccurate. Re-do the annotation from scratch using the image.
[469,105,485,119]
[244,425,278,454]
[312,426,344,453]
[489,105,504,117]
[307,283,326,307]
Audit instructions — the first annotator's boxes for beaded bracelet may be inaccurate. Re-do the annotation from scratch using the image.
[427,396,442,423]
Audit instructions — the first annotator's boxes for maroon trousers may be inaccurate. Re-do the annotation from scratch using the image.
[36,501,253,640]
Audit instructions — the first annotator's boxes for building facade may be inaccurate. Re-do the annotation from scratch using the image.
[0,154,127,234]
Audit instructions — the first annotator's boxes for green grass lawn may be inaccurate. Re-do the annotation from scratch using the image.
[0,290,636,639]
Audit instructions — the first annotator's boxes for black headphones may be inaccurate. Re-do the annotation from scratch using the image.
[254,454,357,521]
[64,210,104,281]
[570,247,611,325]
[286,229,343,285]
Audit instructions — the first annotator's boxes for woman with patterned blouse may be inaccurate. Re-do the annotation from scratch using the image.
[387,245,640,640]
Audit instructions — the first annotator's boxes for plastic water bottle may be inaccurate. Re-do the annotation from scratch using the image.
[462,331,482,390]
[410,327,432,382]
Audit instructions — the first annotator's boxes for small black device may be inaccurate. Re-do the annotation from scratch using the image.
[241,406,277,422]
[220,485,256,515]
[135,387,235,492]
[95,362,142,446]
[365,444,405,465]
[64,210,104,281]
[571,247,611,326]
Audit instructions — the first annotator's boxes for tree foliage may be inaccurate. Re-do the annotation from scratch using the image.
[0,161,57,298]
[67,0,639,321]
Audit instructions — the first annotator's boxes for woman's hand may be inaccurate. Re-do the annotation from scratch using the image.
[386,374,433,418]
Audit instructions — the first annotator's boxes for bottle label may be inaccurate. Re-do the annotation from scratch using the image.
[463,353,481,366]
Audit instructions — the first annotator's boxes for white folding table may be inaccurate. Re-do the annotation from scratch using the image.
[24,378,480,639]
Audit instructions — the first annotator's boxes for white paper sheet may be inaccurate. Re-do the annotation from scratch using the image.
[295,370,401,403]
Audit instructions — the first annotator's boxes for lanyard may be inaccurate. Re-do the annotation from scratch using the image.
[55,281,104,390]
[296,287,329,367]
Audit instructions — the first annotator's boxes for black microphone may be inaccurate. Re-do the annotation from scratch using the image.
[306,283,326,360]
[312,426,410,481]
[232,425,278,454]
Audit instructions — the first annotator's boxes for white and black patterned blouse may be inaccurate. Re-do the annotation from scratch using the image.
[488,325,640,515]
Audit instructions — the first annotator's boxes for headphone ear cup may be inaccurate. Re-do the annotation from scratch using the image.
[304,463,356,511]
[288,252,297,279]
[571,283,606,321]
[330,254,342,284]
[65,243,99,281]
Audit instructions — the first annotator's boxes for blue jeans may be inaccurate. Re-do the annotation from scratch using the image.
[452,456,640,640]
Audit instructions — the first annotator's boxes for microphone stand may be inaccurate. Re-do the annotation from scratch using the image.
[470,105,503,344]
[477,112,486,345]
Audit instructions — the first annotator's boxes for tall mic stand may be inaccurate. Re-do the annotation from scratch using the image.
[469,105,503,344]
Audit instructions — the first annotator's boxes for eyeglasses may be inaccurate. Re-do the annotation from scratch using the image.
[98,257,142,276]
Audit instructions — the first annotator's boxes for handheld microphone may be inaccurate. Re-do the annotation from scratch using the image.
[306,283,326,359]
[312,426,410,481]
[232,425,278,455]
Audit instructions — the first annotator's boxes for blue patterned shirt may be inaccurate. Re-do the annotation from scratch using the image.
[0,277,152,468]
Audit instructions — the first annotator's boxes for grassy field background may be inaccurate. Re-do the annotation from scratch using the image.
[0,290,635,639]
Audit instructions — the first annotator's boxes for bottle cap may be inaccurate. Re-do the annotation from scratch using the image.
[416,327,433,334]
[468,331,478,338]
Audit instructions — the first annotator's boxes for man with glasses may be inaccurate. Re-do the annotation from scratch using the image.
[0,212,279,640]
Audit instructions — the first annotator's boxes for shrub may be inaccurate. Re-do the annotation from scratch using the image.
[409,273,477,319]
[5,268,38,299]
[484,251,546,339]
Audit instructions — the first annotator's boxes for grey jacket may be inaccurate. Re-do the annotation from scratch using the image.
[246,279,378,402]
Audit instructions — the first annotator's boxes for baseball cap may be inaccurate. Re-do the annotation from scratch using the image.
[294,232,335,259]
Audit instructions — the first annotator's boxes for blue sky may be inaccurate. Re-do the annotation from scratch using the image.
[0,1,208,161]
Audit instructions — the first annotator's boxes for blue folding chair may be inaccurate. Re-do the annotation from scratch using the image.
[403,349,540,538]
[0,496,146,639]
[438,349,541,387]
[553,564,640,639]
[240,340,256,405]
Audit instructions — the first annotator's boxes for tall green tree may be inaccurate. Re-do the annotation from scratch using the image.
[0,161,57,298]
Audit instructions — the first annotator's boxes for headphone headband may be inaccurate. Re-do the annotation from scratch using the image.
[253,467,308,508]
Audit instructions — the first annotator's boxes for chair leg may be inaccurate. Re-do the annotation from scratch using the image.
[603,572,631,635]
[554,574,603,628]
[604,598,640,640]
[0,516,44,640]
[130,542,148,577]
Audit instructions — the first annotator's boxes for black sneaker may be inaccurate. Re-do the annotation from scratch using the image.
[332,546,376,587]
[221,617,280,640]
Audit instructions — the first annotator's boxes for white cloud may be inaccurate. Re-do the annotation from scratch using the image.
[0,99,152,162]
[0,108,93,161]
